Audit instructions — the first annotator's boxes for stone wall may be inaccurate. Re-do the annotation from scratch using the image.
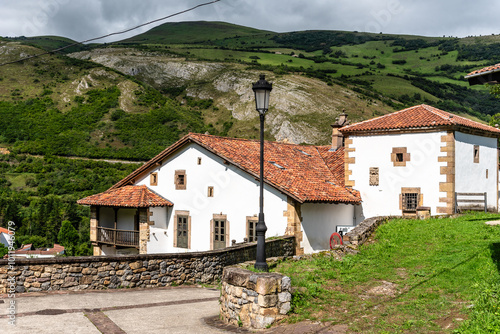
[0,236,294,293]
[220,267,291,329]
[343,216,398,246]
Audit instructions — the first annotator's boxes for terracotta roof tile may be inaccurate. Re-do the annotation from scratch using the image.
[0,227,9,234]
[340,104,500,136]
[183,134,359,204]
[466,63,500,78]
[77,185,173,208]
[110,134,360,204]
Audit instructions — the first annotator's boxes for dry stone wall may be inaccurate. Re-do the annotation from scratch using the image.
[0,236,294,293]
[343,216,397,246]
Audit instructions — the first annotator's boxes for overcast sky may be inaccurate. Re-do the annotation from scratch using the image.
[1,0,499,43]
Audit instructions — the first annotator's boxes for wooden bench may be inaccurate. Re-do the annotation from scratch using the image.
[454,192,487,213]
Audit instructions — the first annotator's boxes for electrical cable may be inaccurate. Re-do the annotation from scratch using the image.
[0,0,221,67]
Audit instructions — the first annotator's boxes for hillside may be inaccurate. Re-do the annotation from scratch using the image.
[3,21,500,156]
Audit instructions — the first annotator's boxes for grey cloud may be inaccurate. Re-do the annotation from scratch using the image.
[1,0,500,42]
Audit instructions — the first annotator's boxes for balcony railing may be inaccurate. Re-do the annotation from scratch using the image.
[97,227,139,248]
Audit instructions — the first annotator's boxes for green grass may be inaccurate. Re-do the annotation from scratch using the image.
[273,213,500,333]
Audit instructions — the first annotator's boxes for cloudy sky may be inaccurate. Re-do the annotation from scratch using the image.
[1,0,499,43]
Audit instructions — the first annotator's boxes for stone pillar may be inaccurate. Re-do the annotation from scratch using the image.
[220,268,291,329]
[90,206,101,256]
[283,197,303,255]
[139,208,150,254]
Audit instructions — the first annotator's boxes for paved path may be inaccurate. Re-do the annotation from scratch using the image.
[0,286,225,334]
[0,286,348,334]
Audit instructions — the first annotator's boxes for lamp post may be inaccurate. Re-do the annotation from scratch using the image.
[252,74,272,272]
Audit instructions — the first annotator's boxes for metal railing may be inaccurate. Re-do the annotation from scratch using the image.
[97,227,139,248]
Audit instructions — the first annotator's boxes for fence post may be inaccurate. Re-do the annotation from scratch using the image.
[484,192,488,213]
[454,192,458,214]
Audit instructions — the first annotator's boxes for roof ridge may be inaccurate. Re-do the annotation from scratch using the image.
[341,105,418,130]
[421,104,453,123]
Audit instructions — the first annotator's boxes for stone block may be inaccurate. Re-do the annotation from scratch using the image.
[258,294,278,308]
[129,261,142,270]
[280,302,291,315]
[278,292,291,303]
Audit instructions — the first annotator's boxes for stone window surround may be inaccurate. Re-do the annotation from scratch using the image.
[399,187,423,213]
[175,170,186,190]
[210,214,230,250]
[207,186,214,197]
[246,215,258,242]
[173,210,191,249]
[150,172,158,186]
[391,147,411,167]
[474,145,479,163]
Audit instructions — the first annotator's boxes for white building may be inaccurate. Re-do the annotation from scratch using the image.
[0,227,12,249]
[78,133,361,256]
[340,104,500,218]
[78,104,500,256]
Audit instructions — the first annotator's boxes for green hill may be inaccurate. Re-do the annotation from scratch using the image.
[118,21,273,45]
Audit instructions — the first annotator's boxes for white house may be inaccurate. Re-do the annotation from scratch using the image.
[78,133,361,256]
[340,104,500,218]
[0,227,12,249]
[78,104,500,256]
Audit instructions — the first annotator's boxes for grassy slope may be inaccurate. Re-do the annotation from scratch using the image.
[112,21,500,121]
[272,213,500,333]
[119,21,272,44]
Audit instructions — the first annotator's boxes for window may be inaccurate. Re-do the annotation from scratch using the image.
[402,193,419,211]
[391,147,410,167]
[400,187,422,214]
[207,186,214,197]
[174,211,190,248]
[246,216,258,242]
[197,157,202,165]
[211,214,229,250]
[486,169,489,179]
[369,167,379,186]
[150,172,158,186]
[175,170,186,190]
[474,145,479,163]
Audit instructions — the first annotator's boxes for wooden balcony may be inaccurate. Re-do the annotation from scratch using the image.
[96,227,139,248]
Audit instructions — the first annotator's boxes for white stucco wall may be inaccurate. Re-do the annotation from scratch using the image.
[349,132,446,218]
[0,233,11,248]
[135,143,289,254]
[301,203,355,253]
[455,132,498,211]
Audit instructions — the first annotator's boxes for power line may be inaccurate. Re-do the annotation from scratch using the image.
[0,0,221,67]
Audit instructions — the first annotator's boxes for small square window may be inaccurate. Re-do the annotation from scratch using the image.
[391,147,410,167]
[208,186,214,197]
[150,172,158,186]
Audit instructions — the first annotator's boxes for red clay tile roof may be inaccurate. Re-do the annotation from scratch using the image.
[466,63,500,78]
[340,104,500,136]
[0,227,9,234]
[112,134,360,204]
[13,244,65,256]
[77,185,173,208]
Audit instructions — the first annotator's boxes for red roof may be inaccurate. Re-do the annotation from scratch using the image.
[112,134,360,204]
[12,244,65,256]
[466,63,500,78]
[340,104,500,136]
[0,227,9,234]
[77,185,173,208]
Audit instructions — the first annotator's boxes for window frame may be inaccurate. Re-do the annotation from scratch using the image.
[210,214,229,250]
[473,145,479,163]
[391,147,410,167]
[175,170,187,190]
[150,172,158,186]
[246,216,258,242]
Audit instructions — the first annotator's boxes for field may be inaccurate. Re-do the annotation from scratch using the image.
[270,213,500,333]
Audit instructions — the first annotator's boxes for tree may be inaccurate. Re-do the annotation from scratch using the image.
[57,220,79,255]
[0,243,7,258]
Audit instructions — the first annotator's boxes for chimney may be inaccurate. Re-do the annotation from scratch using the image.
[331,111,349,150]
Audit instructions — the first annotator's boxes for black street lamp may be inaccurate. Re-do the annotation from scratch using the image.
[252,74,272,272]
